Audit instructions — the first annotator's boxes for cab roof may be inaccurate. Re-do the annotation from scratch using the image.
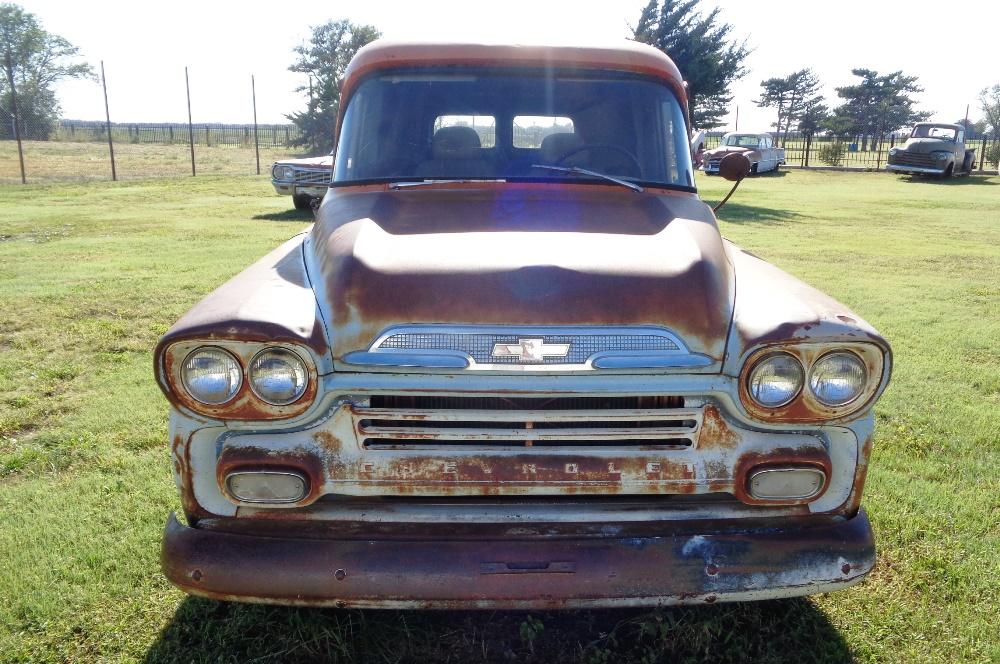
[340,40,686,103]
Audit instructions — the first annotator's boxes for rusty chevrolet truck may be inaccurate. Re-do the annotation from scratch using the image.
[154,40,892,609]
[886,122,976,177]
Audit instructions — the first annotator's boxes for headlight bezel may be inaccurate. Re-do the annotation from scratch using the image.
[739,342,886,423]
[160,340,318,420]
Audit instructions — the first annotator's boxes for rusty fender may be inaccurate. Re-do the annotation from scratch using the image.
[161,508,875,609]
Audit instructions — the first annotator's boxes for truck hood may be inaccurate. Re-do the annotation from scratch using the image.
[901,138,954,154]
[704,145,755,158]
[277,155,334,168]
[308,185,735,370]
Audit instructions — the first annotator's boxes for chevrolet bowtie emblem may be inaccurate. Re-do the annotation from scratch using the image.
[491,338,571,363]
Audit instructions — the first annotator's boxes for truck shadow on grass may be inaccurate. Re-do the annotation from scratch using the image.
[898,175,999,186]
[711,202,804,225]
[252,209,316,222]
[144,596,853,663]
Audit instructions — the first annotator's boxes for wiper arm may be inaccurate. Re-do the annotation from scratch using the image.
[530,164,643,192]
[389,178,506,189]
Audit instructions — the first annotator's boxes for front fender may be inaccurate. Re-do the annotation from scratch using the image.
[154,231,334,400]
[722,240,891,374]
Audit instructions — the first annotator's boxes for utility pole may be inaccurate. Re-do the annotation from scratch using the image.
[251,75,260,175]
[185,67,195,176]
[101,61,117,181]
[4,50,26,184]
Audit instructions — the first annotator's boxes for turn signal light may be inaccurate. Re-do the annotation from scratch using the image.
[225,470,308,504]
[748,467,826,501]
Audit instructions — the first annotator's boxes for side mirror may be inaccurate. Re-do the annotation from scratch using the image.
[719,152,751,182]
[713,153,751,213]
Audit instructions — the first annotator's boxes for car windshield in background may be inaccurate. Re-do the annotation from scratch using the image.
[723,135,760,147]
[333,68,694,189]
[911,125,957,141]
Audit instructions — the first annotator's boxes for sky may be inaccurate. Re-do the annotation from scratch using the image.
[17,0,1000,132]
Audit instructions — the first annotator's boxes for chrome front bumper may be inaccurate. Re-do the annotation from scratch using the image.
[270,181,329,197]
[885,164,946,176]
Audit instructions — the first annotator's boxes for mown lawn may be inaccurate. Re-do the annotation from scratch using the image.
[0,140,303,184]
[0,170,998,663]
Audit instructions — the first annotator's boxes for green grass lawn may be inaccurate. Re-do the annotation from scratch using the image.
[1,170,998,663]
[0,140,304,184]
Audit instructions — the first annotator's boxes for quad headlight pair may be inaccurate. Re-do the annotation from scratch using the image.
[747,350,867,409]
[181,346,308,406]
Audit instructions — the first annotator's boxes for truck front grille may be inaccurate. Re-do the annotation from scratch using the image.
[889,152,936,167]
[351,395,700,450]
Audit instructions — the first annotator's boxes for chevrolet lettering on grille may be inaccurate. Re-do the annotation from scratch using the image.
[491,338,571,362]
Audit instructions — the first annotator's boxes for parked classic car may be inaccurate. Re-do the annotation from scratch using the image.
[155,40,891,609]
[270,155,334,209]
[886,122,976,177]
[703,132,785,175]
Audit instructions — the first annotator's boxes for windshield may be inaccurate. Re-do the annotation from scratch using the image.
[334,68,694,189]
[723,134,761,147]
[911,125,957,141]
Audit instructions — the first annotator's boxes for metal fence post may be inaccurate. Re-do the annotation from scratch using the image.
[185,67,195,176]
[251,75,260,175]
[100,61,117,181]
[979,137,987,172]
[4,50,27,184]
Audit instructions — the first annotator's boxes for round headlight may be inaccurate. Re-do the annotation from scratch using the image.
[888,148,898,156]
[809,352,867,406]
[181,347,242,405]
[747,353,804,408]
[248,348,308,405]
[280,165,295,180]
[933,152,949,161]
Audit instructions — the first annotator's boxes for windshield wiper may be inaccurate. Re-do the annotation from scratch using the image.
[529,164,643,192]
[389,178,506,189]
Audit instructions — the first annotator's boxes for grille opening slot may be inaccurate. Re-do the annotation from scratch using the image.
[360,419,698,430]
[368,395,685,410]
[363,438,694,450]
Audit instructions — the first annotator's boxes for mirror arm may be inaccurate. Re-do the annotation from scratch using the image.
[713,180,742,213]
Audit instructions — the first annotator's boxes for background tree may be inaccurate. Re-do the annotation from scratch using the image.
[979,84,1000,137]
[288,19,379,154]
[0,3,92,140]
[756,68,822,146]
[796,99,828,167]
[830,68,929,152]
[632,0,750,129]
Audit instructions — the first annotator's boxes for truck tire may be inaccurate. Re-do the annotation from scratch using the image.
[751,162,759,175]
[293,194,314,211]
[942,163,954,178]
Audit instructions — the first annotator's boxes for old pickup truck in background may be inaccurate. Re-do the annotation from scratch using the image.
[703,132,785,175]
[155,40,891,609]
[270,155,333,209]
[886,122,976,177]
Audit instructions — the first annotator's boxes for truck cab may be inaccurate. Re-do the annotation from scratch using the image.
[155,41,891,609]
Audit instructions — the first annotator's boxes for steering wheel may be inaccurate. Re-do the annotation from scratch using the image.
[555,144,643,177]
